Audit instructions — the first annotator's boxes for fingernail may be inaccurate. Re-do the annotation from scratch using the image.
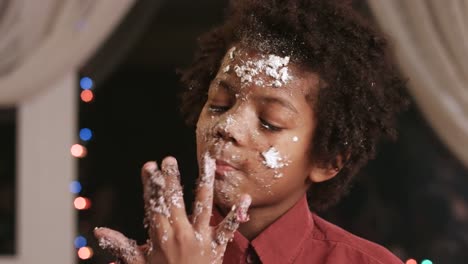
[236,194,251,222]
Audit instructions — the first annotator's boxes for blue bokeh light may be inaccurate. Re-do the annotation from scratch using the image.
[80,77,93,90]
[74,236,87,248]
[79,128,93,141]
[69,181,82,194]
[421,260,433,264]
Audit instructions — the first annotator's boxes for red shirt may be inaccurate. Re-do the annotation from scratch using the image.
[213,195,403,264]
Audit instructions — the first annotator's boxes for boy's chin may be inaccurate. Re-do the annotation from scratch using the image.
[213,191,239,212]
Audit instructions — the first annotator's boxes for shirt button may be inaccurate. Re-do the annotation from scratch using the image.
[246,254,254,264]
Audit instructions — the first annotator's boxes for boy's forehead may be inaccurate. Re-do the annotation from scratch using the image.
[218,46,319,96]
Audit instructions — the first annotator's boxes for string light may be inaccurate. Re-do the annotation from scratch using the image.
[74,197,91,210]
[80,77,93,90]
[77,246,93,259]
[76,76,96,260]
[69,181,82,194]
[79,128,93,141]
[74,236,87,248]
[421,260,433,264]
[406,259,417,264]
[81,90,94,102]
[70,144,87,158]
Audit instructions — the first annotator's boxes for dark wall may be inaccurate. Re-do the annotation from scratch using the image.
[0,108,16,255]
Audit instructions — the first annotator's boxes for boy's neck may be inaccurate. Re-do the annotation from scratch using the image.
[235,191,307,241]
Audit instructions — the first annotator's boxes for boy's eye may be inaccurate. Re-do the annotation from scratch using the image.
[259,118,283,132]
[208,105,230,113]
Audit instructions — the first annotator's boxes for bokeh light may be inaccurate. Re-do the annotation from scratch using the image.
[74,236,87,248]
[406,259,417,264]
[70,144,87,158]
[80,77,93,90]
[80,90,94,102]
[69,181,82,194]
[77,246,93,259]
[421,260,433,264]
[79,128,93,141]
[74,197,91,210]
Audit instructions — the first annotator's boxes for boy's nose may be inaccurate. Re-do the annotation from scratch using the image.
[214,113,249,146]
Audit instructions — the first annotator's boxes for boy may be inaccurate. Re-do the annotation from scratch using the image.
[94,0,408,263]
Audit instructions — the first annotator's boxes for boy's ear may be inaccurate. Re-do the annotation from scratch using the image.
[307,156,345,183]
[307,166,340,183]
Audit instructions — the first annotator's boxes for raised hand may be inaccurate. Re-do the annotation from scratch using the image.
[94,154,251,264]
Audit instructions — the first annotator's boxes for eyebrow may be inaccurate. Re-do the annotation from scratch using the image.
[257,96,299,114]
[215,78,298,114]
[217,79,236,94]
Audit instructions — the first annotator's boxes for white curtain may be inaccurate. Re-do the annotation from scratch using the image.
[368,0,468,168]
[0,0,136,105]
[0,1,135,263]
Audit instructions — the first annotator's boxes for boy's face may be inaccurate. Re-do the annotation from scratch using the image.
[196,46,322,210]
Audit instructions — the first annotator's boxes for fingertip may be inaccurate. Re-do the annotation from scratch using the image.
[162,156,178,167]
[142,161,158,176]
[93,226,107,237]
[239,194,252,207]
[202,152,216,177]
[236,194,252,223]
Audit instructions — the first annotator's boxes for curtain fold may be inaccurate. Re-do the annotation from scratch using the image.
[0,0,136,105]
[368,0,468,168]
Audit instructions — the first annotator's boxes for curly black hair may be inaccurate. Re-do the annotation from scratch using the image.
[179,0,408,211]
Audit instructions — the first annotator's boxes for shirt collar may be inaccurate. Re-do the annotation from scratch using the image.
[212,195,314,264]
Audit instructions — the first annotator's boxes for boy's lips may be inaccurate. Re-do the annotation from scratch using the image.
[215,159,239,178]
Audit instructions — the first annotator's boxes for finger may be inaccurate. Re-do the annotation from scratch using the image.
[193,152,216,230]
[94,227,146,264]
[142,161,159,229]
[214,194,251,247]
[161,157,190,228]
[141,162,172,244]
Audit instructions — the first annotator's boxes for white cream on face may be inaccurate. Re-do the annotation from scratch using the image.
[233,53,291,87]
[261,147,288,169]
[197,46,307,201]
[223,46,292,88]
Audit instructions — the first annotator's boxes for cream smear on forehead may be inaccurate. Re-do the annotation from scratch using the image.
[226,46,292,87]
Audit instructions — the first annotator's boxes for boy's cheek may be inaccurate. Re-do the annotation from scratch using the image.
[196,111,215,143]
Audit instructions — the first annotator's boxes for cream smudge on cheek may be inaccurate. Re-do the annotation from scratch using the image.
[260,146,291,179]
[262,146,288,169]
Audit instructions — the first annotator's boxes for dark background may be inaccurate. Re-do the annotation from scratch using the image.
[0,108,15,255]
[0,1,467,263]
